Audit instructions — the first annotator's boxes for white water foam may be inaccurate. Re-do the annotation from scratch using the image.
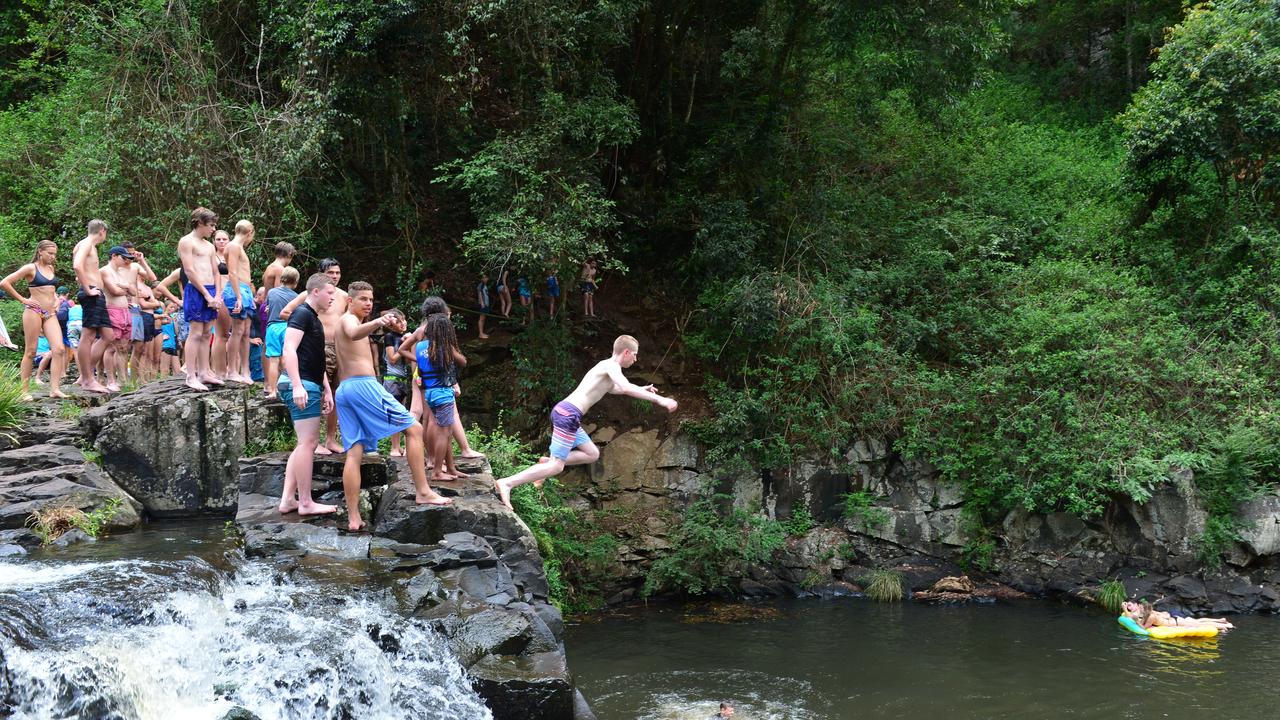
[2,561,491,720]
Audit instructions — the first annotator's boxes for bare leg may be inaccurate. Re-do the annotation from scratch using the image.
[320,410,343,454]
[406,423,450,505]
[342,442,367,531]
[18,309,40,400]
[264,356,280,398]
[82,329,111,393]
[453,418,484,459]
[43,316,67,398]
[184,324,210,391]
[496,456,566,510]
[211,310,230,377]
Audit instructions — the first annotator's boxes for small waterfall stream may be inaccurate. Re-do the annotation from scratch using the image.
[0,545,492,720]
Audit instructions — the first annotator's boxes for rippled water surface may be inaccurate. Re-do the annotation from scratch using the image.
[565,599,1280,720]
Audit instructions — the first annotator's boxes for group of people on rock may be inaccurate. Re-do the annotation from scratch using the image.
[4,209,669,532]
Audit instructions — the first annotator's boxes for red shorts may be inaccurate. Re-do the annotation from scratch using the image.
[107,307,131,340]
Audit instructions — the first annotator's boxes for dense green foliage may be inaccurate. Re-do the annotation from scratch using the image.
[4,0,1280,590]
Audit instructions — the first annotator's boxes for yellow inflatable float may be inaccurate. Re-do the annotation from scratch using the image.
[1118,615,1218,639]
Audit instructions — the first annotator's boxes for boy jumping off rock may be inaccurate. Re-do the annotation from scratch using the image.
[494,335,677,509]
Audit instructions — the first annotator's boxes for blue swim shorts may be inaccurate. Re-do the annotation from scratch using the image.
[277,377,323,422]
[223,282,256,319]
[335,375,416,452]
[264,321,287,358]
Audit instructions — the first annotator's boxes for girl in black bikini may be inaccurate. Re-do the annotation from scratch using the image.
[1,240,69,400]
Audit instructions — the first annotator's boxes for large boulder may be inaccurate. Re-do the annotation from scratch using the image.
[83,381,286,516]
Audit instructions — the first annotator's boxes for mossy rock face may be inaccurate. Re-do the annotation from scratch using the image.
[82,381,276,516]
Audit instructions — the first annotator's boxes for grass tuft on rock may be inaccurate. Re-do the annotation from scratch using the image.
[26,498,122,544]
[863,568,904,602]
[1098,579,1127,614]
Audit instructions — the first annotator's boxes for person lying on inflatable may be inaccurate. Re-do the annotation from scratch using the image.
[1121,600,1234,632]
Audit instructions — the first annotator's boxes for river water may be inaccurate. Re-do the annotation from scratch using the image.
[0,521,491,720]
[5,521,1279,720]
[565,598,1280,720]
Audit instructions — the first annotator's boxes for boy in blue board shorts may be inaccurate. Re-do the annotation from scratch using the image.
[494,335,678,509]
[334,281,450,531]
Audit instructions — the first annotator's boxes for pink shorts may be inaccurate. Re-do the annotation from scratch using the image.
[107,307,131,340]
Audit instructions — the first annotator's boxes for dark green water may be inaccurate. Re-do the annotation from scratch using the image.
[564,599,1280,720]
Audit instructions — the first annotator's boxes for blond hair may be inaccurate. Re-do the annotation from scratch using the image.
[280,266,300,287]
[234,219,254,237]
[613,335,638,355]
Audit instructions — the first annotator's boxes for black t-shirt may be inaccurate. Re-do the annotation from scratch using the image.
[287,303,326,386]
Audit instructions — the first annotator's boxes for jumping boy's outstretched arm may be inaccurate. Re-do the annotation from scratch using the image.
[606,362,677,412]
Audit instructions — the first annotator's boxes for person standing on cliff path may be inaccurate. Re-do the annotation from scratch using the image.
[494,334,677,510]
[0,240,69,400]
[333,281,450,531]
[223,219,257,385]
[276,272,339,518]
[177,207,225,391]
[72,219,113,393]
[280,258,350,454]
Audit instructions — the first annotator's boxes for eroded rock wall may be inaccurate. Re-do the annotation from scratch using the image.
[560,425,1280,613]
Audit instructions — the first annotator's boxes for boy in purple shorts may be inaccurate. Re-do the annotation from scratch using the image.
[335,281,450,531]
[494,335,677,510]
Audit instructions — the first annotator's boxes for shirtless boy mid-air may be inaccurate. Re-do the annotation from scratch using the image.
[334,281,450,531]
[177,207,225,391]
[494,335,677,509]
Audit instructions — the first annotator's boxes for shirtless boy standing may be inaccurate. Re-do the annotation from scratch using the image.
[98,247,137,392]
[177,207,225,391]
[277,272,338,518]
[223,219,257,384]
[334,281,450,531]
[261,241,296,291]
[280,258,349,453]
[494,335,677,509]
[72,219,112,393]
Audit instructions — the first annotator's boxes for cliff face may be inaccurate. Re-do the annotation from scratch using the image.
[558,426,1280,613]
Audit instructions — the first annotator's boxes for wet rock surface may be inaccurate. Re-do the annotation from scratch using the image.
[235,450,583,720]
[0,396,141,533]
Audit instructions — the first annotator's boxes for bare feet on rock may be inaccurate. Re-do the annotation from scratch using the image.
[495,478,513,510]
[416,491,452,506]
[298,501,337,516]
[185,377,209,392]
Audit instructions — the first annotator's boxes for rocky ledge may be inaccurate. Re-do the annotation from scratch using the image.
[2,381,593,720]
[235,451,592,720]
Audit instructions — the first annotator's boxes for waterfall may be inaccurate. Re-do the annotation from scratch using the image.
[0,555,492,720]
